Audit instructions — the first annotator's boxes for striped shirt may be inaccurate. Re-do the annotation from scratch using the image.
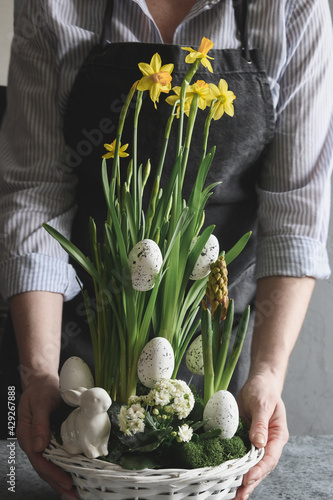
[0,0,332,301]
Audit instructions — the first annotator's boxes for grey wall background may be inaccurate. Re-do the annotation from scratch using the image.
[0,0,332,436]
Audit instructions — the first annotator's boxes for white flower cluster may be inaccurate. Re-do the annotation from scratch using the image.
[119,401,146,436]
[150,379,195,419]
[118,379,195,436]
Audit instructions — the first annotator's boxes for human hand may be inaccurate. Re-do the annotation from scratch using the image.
[235,373,289,500]
[16,374,79,499]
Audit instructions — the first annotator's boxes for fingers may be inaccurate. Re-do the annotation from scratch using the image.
[31,405,53,452]
[28,450,78,498]
[235,386,289,499]
[235,437,283,500]
[248,405,269,448]
[16,383,77,497]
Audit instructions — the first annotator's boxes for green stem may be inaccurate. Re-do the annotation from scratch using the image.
[219,305,250,391]
[156,104,176,179]
[176,59,201,157]
[133,90,143,225]
[200,100,217,163]
[180,93,199,188]
[111,81,138,200]
[201,307,215,405]
[214,299,234,392]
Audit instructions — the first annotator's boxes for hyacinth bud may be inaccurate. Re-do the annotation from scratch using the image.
[204,253,229,320]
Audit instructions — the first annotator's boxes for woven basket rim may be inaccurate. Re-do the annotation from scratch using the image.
[44,438,264,482]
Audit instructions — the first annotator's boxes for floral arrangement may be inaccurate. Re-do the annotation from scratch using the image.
[44,37,252,471]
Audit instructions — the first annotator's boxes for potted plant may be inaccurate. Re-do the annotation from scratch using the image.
[43,37,263,500]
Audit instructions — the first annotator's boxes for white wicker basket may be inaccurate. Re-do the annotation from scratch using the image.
[44,439,264,499]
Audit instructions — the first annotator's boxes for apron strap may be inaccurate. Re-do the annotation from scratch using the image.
[101,0,114,47]
[233,0,251,62]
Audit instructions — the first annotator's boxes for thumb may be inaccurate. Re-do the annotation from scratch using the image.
[249,406,269,448]
[32,407,52,453]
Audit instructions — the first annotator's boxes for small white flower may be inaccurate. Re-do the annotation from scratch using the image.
[119,406,129,434]
[151,388,171,406]
[130,418,145,434]
[128,403,145,419]
[128,395,142,404]
[177,424,193,443]
[118,402,146,435]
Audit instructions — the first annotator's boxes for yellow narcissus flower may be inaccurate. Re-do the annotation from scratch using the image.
[102,139,129,159]
[208,79,236,119]
[166,80,213,117]
[137,53,174,108]
[165,86,191,117]
[186,80,214,111]
[181,37,214,73]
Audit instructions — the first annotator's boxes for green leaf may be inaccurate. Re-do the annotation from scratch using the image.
[42,223,111,299]
[118,424,173,452]
[225,232,252,265]
[198,428,222,441]
[101,159,110,209]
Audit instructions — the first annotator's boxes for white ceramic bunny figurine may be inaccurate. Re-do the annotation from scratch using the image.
[61,386,112,458]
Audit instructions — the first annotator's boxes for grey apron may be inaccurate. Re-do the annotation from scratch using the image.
[0,1,275,431]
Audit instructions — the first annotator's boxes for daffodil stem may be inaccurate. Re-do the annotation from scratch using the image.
[112,81,138,200]
[156,106,176,179]
[201,100,217,163]
[181,93,199,187]
[201,307,215,405]
[177,59,201,157]
[133,90,143,224]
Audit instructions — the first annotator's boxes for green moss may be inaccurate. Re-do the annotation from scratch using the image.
[173,432,248,469]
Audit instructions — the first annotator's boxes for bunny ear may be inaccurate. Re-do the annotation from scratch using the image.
[62,387,87,407]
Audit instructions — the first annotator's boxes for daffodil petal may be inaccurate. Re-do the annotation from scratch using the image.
[150,53,162,73]
[165,95,179,106]
[181,46,194,53]
[160,63,174,74]
[150,82,161,103]
[208,83,218,97]
[137,76,153,91]
[201,58,214,73]
[171,86,181,96]
[138,62,153,76]
[226,91,236,102]
[212,103,224,120]
[218,79,228,94]
[198,97,208,110]
[102,152,113,159]
[184,52,198,64]
[224,103,235,116]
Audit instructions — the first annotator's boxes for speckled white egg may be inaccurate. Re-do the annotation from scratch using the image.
[203,390,239,439]
[59,356,94,395]
[190,234,220,280]
[186,335,204,375]
[128,239,163,291]
[137,337,175,388]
